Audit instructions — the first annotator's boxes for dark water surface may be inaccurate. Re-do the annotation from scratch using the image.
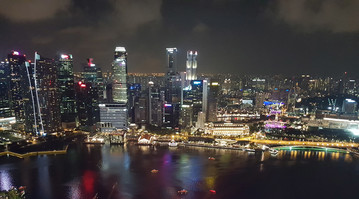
[0,143,359,199]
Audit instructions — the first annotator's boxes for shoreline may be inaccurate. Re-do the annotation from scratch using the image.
[0,145,69,159]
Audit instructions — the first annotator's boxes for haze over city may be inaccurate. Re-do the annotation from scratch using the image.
[1,0,359,74]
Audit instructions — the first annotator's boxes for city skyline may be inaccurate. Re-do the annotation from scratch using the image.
[0,0,359,75]
[1,1,359,199]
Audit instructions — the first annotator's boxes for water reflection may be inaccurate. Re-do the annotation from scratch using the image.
[37,156,51,199]
[0,170,12,191]
[0,145,357,199]
[277,149,352,162]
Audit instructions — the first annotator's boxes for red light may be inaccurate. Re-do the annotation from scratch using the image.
[28,60,31,63]
[80,84,86,88]
[88,58,93,66]
[61,54,69,59]
[78,81,82,85]
[209,190,216,194]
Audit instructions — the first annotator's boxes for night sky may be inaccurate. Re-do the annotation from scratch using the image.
[0,0,359,75]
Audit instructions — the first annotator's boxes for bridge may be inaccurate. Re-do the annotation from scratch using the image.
[245,139,359,148]
[272,146,349,153]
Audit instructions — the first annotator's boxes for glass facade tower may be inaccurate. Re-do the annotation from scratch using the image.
[112,47,128,104]
[186,50,198,81]
[57,54,77,128]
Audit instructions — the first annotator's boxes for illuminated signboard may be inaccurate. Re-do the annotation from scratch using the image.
[193,81,202,85]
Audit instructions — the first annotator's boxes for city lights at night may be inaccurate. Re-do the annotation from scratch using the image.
[1,0,359,199]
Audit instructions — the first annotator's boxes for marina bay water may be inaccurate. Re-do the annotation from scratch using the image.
[0,144,358,199]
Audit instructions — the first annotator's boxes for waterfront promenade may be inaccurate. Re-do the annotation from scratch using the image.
[0,146,68,159]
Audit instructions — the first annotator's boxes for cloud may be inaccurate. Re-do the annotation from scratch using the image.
[271,0,359,33]
[113,0,162,31]
[193,22,210,33]
[31,36,53,45]
[0,0,71,22]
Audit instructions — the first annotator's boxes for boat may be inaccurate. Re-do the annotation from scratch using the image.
[177,189,188,195]
[208,157,215,160]
[151,169,159,173]
[168,140,178,147]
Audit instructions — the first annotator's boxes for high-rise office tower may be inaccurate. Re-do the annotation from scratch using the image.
[202,79,208,114]
[112,47,128,104]
[26,53,61,135]
[134,95,148,125]
[0,60,12,117]
[164,48,181,129]
[128,83,141,123]
[182,80,206,126]
[207,81,220,122]
[148,82,163,127]
[186,51,198,81]
[98,47,128,132]
[75,81,99,132]
[81,58,104,102]
[8,51,27,122]
[166,48,178,75]
[57,54,77,129]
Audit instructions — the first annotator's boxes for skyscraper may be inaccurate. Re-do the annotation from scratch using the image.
[57,54,77,129]
[148,82,163,127]
[164,48,181,129]
[25,53,61,135]
[98,47,128,132]
[112,47,128,104]
[207,81,220,122]
[166,48,178,75]
[0,60,12,118]
[36,54,61,134]
[8,51,27,122]
[81,58,104,102]
[75,81,99,132]
[186,50,198,81]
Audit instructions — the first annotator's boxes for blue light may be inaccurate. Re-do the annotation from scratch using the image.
[286,89,289,92]
[193,81,202,85]
[264,101,273,106]
[274,88,278,91]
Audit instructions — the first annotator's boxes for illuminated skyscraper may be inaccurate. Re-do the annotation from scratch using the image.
[166,48,177,75]
[25,53,61,135]
[98,47,128,132]
[0,60,11,117]
[75,81,99,132]
[33,54,61,134]
[207,81,220,122]
[112,47,128,104]
[186,50,198,81]
[57,54,77,129]
[81,58,104,102]
[8,51,27,122]
[164,48,181,129]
